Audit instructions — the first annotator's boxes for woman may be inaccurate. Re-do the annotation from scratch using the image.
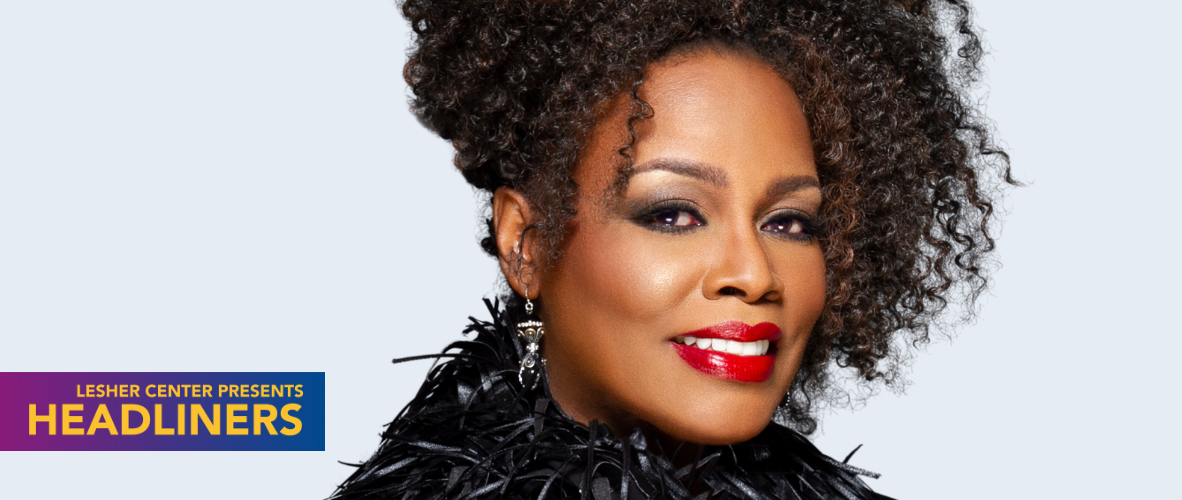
[333,0,1011,498]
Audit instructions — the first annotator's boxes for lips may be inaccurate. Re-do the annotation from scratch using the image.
[671,322,781,382]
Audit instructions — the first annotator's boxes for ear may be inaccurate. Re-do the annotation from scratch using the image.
[492,187,539,299]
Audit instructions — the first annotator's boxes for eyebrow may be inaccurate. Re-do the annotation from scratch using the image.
[629,158,820,197]
[630,158,728,188]
[766,176,820,198]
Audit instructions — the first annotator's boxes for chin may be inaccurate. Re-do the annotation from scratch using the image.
[643,391,782,446]
[666,413,774,446]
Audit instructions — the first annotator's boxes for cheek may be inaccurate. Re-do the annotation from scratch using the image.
[541,222,705,418]
[556,225,704,322]
[775,246,827,321]
[768,244,827,378]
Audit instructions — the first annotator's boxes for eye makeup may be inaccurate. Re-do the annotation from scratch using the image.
[627,195,820,242]
[758,209,818,242]
[628,199,707,234]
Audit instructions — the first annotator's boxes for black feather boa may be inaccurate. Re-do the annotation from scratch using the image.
[331,300,894,500]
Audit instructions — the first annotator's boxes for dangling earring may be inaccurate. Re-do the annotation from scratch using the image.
[516,285,545,390]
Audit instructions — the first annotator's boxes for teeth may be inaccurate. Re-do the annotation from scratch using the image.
[675,336,771,356]
[742,341,759,356]
[726,340,743,355]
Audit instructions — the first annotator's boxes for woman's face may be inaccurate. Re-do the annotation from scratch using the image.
[535,48,825,445]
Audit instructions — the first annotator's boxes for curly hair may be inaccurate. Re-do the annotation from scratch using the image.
[400,0,1013,433]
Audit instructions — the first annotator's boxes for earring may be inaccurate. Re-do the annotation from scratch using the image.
[516,287,545,390]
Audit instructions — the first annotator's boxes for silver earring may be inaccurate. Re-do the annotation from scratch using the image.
[516,287,545,390]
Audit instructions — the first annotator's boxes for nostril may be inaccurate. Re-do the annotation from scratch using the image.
[718,286,743,296]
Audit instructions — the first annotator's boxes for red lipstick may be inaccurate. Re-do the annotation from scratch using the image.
[671,322,781,383]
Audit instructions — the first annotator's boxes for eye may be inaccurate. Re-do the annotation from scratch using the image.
[761,213,813,239]
[630,200,707,233]
[651,208,703,228]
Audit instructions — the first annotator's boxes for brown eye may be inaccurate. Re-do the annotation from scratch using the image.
[652,208,703,228]
[761,214,813,240]
[762,219,803,234]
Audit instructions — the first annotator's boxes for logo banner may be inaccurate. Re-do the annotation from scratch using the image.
[0,372,325,451]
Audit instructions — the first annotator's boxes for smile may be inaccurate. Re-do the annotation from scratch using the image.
[670,322,781,383]
[673,336,771,356]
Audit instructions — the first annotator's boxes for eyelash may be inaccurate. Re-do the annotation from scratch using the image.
[760,211,816,242]
[633,200,704,234]
[632,201,817,241]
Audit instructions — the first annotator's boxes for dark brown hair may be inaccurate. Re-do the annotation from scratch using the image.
[401,0,1013,433]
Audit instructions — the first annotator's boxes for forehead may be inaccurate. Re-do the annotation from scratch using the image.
[576,48,816,192]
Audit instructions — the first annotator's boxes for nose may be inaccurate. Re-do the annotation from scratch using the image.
[702,225,781,303]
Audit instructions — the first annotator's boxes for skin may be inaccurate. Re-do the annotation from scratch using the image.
[493,47,825,447]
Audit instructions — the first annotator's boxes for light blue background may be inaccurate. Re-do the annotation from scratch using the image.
[1,1,1177,498]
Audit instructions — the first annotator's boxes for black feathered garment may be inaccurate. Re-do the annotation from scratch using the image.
[331,300,893,500]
